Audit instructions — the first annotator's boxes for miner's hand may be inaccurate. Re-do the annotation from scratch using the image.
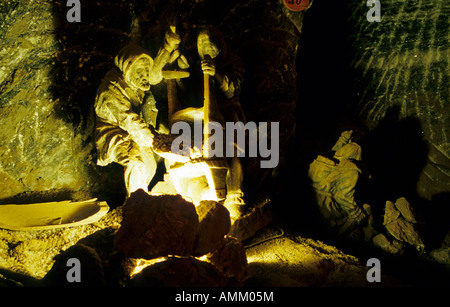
[152,132,201,162]
[201,58,216,77]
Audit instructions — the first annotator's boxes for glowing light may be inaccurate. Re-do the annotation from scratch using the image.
[197,255,209,262]
[167,160,228,206]
[130,257,166,277]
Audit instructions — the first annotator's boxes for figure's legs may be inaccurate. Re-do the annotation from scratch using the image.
[224,155,246,219]
[226,156,244,198]
[117,140,157,196]
[221,108,247,218]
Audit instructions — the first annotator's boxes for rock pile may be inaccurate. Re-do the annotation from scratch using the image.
[42,189,248,287]
[373,197,425,254]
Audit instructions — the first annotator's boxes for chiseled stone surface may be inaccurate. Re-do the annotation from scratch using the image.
[346,0,449,199]
[114,190,200,259]
[0,0,132,203]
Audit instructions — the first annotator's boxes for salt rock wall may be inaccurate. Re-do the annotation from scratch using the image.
[346,0,449,200]
[0,0,135,203]
[0,1,66,199]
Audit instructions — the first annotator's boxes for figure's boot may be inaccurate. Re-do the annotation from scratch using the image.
[223,156,247,219]
[224,192,246,219]
[124,152,156,196]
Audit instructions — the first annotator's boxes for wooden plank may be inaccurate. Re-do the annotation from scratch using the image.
[0,199,109,231]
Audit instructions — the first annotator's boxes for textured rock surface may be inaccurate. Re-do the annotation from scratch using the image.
[430,231,450,265]
[244,228,402,287]
[114,190,199,259]
[43,243,106,287]
[193,200,231,256]
[0,0,135,205]
[229,198,273,241]
[0,1,90,199]
[207,236,248,284]
[115,191,236,259]
[0,206,122,279]
[129,257,227,287]
[383,198,425,251]
[346,0,449,199]
[373,233,405,255]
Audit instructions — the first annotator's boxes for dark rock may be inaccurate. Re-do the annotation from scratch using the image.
[129,257,227,287]
[384,200,401,225]
[383,198,425,252]
[43,243,105,287]
[345,0,450,200]
[385,218,424,250]
[193,200,231,256]
[0,0,133,201]
[114,189,199,259]
[0,273,23,287]
[394,197,418,223]
[77,227,133,287]
[430,247,450,265]
[207,236,248,285]
[373,233,405,255]
[229,198,273,241]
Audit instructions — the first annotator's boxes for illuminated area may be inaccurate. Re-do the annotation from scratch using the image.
[130,257,167,278]
[167,160,228,205]
[0,0,449,289]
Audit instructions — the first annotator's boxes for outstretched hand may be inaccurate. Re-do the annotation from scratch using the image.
[152,131,202,162]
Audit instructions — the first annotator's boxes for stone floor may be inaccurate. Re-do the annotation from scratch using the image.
[242,226,404,287]
[1,201,450,287]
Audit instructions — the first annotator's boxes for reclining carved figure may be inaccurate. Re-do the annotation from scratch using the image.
[308,131,369,236]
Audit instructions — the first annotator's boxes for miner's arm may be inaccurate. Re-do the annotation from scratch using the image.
[98,92,155,149]
[201,54,244,99]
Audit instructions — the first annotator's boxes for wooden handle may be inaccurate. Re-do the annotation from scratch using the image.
[203,73,211,158]
[162,70,190,79]
[167,79,181,128]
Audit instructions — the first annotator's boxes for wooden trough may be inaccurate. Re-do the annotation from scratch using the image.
[0,198,109,231]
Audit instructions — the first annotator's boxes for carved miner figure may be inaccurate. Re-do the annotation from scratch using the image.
[197,27,247,217]
[308,131,371,236]
[94,29,184,196]
[169,26,247,217]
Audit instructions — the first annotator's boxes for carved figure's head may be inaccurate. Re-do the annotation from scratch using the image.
[114,43,160,91]
[334,143,362,161]
[197,28,221,60]
[127,57,152,91]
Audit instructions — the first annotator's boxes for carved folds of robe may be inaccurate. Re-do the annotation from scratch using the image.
[94,44,158,195]
[308,132,367,235]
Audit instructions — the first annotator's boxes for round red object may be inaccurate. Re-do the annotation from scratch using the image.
[283,0,310,12]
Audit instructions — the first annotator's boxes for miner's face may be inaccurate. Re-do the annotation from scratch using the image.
[128,57,151,91]
[197,31,220,59]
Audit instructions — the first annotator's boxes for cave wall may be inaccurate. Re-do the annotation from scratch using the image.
[346,0,449,200]
[0,0,302,204]
[0,0,134,203]
[0,0,92,200]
